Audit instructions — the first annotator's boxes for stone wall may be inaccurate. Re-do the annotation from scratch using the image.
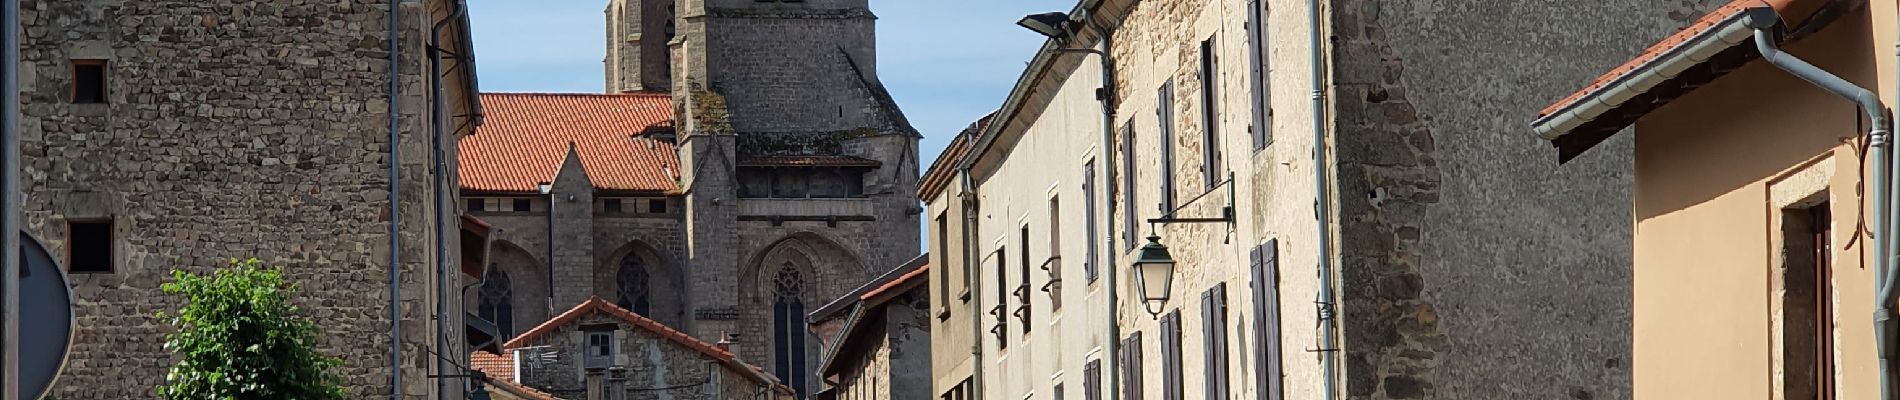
[27,0,459,398]
[511,312,777,400]
[1327,0,1725,399]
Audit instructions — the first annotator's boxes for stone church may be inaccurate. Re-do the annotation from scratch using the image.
[459,0,921,396]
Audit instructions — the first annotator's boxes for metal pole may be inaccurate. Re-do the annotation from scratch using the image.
[2,0,21,396]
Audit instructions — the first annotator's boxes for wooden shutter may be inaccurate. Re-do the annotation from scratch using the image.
[1122,332,1144,400]
[1251,239,1283,400]
[1082,163,1099,282]
[1085,359,1103,400]
[1161,311,1183,400]
[1245,0,1270,150]
[1157,81,1176,213]
[1203,283,1230,399]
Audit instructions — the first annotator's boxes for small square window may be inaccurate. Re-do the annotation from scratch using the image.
[485,198,503,212]
[512,198,531,212]
[73,60,106,104]
[604,199,623,214]
[68,219,112,273]
[465,198,483,212]
[647,199,667,214]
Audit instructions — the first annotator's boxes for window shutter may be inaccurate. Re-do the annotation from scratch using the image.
[1161,311,1182,400]
[1083,163,1099,282]
[1251,239,1283,400]
[1122,332,1144,400]
[1085,359,1103,400]
[1245,0,1271,150]
[1157,81,1176,213]
[1212,283,1230,400]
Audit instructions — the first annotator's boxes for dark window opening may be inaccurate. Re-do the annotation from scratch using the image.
[73,60,106,104]
[739,168,773,198]
[1200,37,1224,189]
[478,266,513,338]
[1017,225,1032,333]
[771,263,809,396]
[772,168,809,198]
[68,219,112,273]
[511,198,531,212]
[617,254,651,316]
[739,167,867,199]
[604,199,624,214]
[465,198,484,212]
[1782,201,1834,400]
[647,199,667,213]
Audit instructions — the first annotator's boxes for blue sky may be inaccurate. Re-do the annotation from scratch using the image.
[469,0,1074,172]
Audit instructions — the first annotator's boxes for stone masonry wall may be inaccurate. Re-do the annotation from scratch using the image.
[27,0,451,398]
[512,312,775,400]
[1329,0,1725,399]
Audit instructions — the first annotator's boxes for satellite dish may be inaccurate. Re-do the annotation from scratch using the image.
[15,232,74,399]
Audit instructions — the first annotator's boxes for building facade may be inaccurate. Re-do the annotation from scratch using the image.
[1532,0,1897,398]
[810,257,932,400]
[926,0,1731,399]
[494,297,794,400]
[458,0,922,397]
[34,0,484,398]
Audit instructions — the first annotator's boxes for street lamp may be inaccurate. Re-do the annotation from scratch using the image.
[1132,234,1176,318]
[1015,12,1073,40]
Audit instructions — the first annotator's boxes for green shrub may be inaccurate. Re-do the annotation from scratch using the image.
[156,259,345,400]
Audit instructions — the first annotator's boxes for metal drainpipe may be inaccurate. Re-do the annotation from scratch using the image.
[958,171,983,398]
[1308,0,1342,396]
[385,0,404,397]
[428,2,468,397]
[1093,32,1122,400]
[1742,8,1898,399]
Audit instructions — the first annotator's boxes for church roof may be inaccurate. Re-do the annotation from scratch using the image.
[502,296,793,395]
[461,92,680,194]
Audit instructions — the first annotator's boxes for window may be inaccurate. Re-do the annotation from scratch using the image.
[1156,80,1177,214]
[1781,202,1835,399]
[604,198,624,214]
[465,198,484,212]
[1245,0,1272,150]
[1199,37,1223,189]
[616,254,651,315]
[771,263,809,396]
[1084,359,1102,400]
[484,198,504,212]
[740,167,867,199]
[1118,332,1143,400]
[67,219,112,273]
[647,198,667,213]
[1017,225,1032,333]
[1054,384,1065,400]
[1251,239,1286,400]
[936,213,951,318]
[1120,124,1138,251]
[1160,310,1184,400]
[1045,196,1063,310]
[512,198,531,212]
[477,266,514,338]
[584,328,614,370]
[1202,282,1231,399]
[1081,162,1100,283]
[73,59,106,104]
[992,247,1009,348]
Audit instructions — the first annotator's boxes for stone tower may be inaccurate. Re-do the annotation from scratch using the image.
[605,0,673,92]
[619,0,921,396]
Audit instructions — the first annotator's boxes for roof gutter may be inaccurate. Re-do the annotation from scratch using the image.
[1529,10,1756,140]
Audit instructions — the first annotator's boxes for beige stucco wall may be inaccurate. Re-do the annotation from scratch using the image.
[1630,5,1895,399]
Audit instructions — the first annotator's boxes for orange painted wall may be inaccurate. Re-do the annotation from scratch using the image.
[1629,6,1893,399]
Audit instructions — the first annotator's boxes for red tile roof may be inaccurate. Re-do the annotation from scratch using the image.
[860,264,927,301]
[918,112,995,200]
[739,155,882,168]
[462,92,680,194]
[487,378,562,400]
[502,297,793,395]
[470,351,515,383]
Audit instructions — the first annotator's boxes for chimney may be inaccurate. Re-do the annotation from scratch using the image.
[717,332,740,356]
[585,370,605,400]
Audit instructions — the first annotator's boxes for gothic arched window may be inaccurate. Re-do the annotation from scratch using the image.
[617,255,651,315]
[478,266,514,339]
[771,263,808,396]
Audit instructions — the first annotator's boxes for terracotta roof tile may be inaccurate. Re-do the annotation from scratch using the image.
[461,92,680,193]
[470,351,514,383]
[502,297,793,394]
[918,112,994,200]
[487,378,562,400]
[1536,0,1815,118]
[860,264,927,301]
[738,155,881,168]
